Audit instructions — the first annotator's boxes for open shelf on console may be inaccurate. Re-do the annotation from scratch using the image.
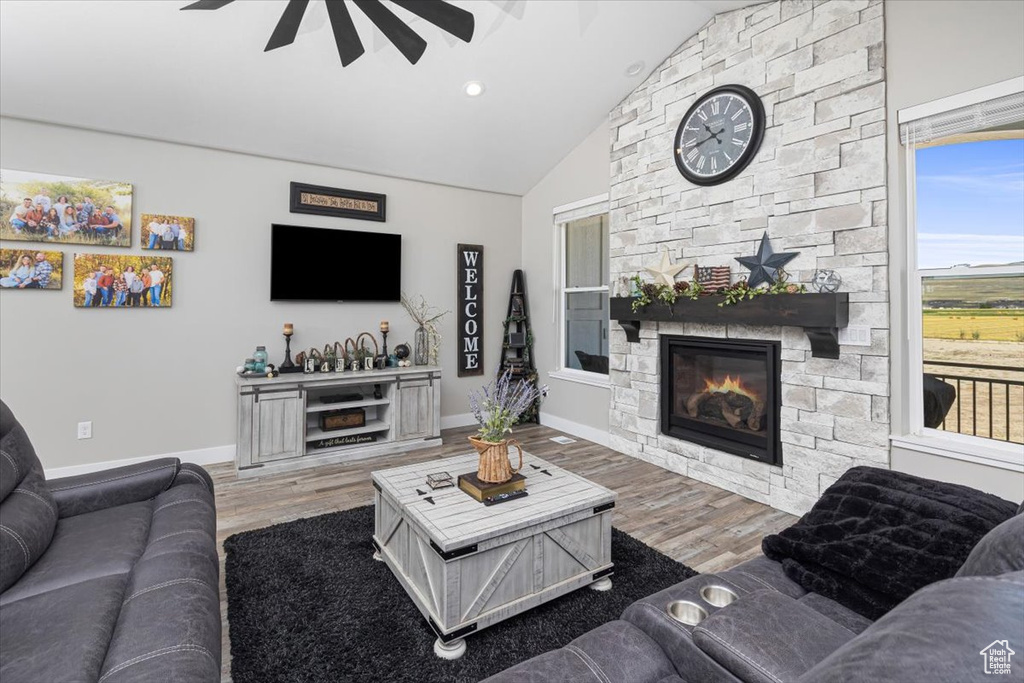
[306,419,391,441]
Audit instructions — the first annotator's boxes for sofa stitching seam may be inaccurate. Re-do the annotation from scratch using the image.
[732,571,779,593]
[49,464,176,492]
[154,497,211,513]
[694,627,783,683]
[175,468,211,491]
[122,577,211,605]
[1,450,20,480]
[565,645,611,683]
[11,487,58,515]
[150,528,209,544]
[0,524,30,569]
[98,644,216,682]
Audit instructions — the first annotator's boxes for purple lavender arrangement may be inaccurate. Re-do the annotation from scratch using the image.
[469,369,548,442]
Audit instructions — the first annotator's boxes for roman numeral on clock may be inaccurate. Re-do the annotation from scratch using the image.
[698,110,708,122]
[711,100,720,115]
[735,122,748,132]
[686,148,699,162]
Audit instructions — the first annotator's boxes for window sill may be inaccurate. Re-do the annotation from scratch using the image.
[890,433,1024,473]
[548,369,611,389]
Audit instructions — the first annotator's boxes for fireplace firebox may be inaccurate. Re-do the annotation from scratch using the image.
[660,336,781,466]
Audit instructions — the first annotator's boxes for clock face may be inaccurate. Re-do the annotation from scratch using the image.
[673,84,765,186]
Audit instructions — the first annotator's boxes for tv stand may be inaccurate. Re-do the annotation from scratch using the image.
[235,366,441,478]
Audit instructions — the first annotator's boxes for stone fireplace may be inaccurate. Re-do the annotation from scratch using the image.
[606,0,891,516]
[662,336,781,466]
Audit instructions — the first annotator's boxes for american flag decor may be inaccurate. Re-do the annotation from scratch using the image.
[695,266,731,292]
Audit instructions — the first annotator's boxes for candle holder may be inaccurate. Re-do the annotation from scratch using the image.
[279,332,301,373]
[381,329,389,360]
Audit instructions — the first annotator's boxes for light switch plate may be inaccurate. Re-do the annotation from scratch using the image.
[838,326,871,347]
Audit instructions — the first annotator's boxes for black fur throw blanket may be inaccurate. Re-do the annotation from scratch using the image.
[762,466,1018,620]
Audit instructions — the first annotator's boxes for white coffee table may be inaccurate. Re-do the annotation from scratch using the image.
[371,450,617,659]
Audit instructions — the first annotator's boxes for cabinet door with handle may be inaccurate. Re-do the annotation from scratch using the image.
[396,378,434,441]
[252,390,305,462]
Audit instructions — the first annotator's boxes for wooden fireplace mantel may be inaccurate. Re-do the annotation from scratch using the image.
[610,293,850,359]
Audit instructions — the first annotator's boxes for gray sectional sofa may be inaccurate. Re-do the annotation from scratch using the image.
[0,401,221,682]
[485,503,1024,683]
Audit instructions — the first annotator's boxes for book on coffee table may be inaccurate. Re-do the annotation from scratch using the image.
[457,472,526,502]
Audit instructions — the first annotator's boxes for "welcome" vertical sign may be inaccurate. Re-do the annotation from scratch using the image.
[457,244,484,377]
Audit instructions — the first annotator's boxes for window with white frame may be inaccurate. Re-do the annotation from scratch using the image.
[900,77,1024,468]
[555,209,610,381]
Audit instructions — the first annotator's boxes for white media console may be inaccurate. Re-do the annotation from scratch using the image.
[234,366,442,477]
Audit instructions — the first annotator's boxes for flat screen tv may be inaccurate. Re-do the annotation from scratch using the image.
[270,224,401,301]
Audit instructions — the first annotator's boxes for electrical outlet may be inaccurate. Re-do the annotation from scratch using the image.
[77,421,92,440]
[838,326,871,347]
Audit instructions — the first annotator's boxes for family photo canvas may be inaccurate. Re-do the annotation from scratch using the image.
[0,248,62,290]
[0,168,133,247]
[73,254,172,308]
[141,213,195,251]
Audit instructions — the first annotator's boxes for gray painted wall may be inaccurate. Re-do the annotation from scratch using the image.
[522,121,612,434]
[885,0,1024,502]
[0,117,522,469]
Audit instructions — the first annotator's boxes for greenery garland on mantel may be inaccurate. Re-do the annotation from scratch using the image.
[628,273,805,313]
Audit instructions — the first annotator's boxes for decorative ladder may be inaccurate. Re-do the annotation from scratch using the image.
[499,269,540,424]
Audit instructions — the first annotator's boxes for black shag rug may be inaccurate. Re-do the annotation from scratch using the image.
[225,505,696,683]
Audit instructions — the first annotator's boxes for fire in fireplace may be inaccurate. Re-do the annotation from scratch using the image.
[660,336,781,465]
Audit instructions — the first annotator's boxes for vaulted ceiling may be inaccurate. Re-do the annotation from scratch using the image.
[0,0,755,195]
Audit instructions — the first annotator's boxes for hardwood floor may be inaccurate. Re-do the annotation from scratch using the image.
[210,423,796,680]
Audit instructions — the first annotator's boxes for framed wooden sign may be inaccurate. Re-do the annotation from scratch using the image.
[289,182,386,222]
[457,244,484,377]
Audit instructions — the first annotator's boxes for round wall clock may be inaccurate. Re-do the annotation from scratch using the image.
[673,84,766,186]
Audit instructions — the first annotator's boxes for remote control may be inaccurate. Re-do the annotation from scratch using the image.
[483,490,529,506]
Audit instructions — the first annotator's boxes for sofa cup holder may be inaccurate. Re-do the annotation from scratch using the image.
[667,600,708,626]
[699,584,738,608]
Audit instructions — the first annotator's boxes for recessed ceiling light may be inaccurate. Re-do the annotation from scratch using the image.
[464,81,485,97]
[625,61,645,77]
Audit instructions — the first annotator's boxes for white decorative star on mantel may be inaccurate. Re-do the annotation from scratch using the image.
[645,248,689,287]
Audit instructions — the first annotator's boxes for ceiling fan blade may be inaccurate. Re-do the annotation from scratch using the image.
[325,1,365,66]
[181,0,235,9]
[265,0,310,51]
[352,0,427,65]
[391,0,474,43]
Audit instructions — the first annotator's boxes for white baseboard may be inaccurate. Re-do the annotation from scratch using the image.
[539,413,611,447]
[45,444,234,479]
[43,412,604,478]
[440,412,476,430]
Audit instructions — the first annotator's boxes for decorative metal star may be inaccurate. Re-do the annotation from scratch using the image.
[645,249,689,287]
[735,232,799,288]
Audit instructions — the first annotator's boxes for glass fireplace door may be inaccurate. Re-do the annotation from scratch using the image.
[660,336,781,465]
